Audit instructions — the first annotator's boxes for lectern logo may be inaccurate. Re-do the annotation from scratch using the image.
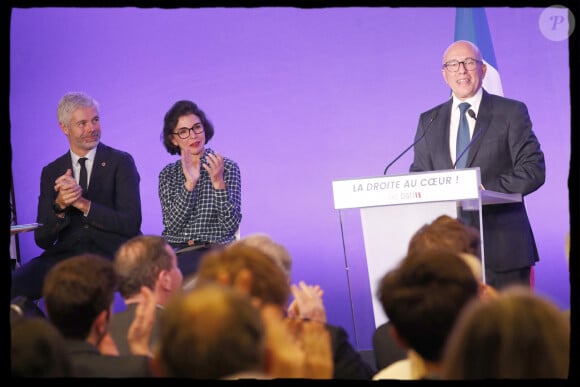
[401,191,421,200]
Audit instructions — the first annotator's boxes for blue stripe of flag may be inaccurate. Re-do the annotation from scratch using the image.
[454,8,498,70]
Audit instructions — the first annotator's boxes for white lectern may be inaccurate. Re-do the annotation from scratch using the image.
[332,167,521,349]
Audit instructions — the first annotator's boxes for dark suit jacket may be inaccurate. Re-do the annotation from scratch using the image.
[326,323,376,379]
[372,321,407,371]
[109,303,163,356]
[34,142,142,258]
[64,339,152,377]
[410,89,545,271]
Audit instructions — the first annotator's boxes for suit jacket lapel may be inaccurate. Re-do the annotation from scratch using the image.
[56,152,74,175]
[465,89,492,167]
[434,99,454,169]
[88,143,108,197]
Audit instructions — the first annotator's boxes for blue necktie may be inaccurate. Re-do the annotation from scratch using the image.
[455,102,471,169]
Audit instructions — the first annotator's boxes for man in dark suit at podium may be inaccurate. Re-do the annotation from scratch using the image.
[11,92,142,309]
[409,40,545,289]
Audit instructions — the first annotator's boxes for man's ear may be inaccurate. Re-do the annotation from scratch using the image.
[95,309,109,335]
[59,122,70,136]
[89,309,111,347]
[232,268,253,296]
[158,270,171,291]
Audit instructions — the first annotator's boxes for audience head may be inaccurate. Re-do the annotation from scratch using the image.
[406,215,495,300]
[43,254,116,341]
[407,215,480,258]
[237,233,293,279]
[114,235,183,305]
[196,243,290,309]
[192,241,336,380]
[154,283,267,378]
[442,285,570,379]
[161,100,215,155]
[11,317,73,377]
[377,249,479,363]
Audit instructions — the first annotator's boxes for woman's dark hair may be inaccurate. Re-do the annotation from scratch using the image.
[161,100,215,155]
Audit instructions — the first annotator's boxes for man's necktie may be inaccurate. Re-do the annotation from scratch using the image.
[79,157,88,194]
[455,102,471,169]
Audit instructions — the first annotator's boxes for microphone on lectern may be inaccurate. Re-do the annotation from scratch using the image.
[467,109,476,120]
[383,111,439,175]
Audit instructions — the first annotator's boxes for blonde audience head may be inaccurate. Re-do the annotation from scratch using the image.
[192,242,334,379]
[196,242,290,309]
[442,285,570,379]
[153,283,268,379]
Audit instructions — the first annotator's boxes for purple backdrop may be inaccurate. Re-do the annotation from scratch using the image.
[10,7,570,350]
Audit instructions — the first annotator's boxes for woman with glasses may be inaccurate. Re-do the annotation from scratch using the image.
[159,100,242,279]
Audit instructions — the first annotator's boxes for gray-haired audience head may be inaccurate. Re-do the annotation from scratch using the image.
[237,233,293,279]
[114,234,182,300]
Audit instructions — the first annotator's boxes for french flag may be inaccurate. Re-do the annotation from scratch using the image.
[454,8,504,97]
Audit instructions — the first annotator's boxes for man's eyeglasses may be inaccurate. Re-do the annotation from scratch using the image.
[173,123,204,139]
[442,58,482,72]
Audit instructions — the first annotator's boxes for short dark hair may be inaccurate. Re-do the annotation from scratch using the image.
[11,317,73,377]
[43,254,116,340]
[377,250,479,362]
[161,100,215,155]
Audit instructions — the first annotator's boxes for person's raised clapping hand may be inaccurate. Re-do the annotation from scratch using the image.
[181,149,201,191]
[298,318,333,379]
[127,286,156,357]
[203,151,225,190]
[287,281,326,323]
[261,304,305,378]
[261,304,333,379]
[53,169,83,208]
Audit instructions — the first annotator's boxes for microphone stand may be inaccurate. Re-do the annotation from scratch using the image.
[383,111,438,175]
